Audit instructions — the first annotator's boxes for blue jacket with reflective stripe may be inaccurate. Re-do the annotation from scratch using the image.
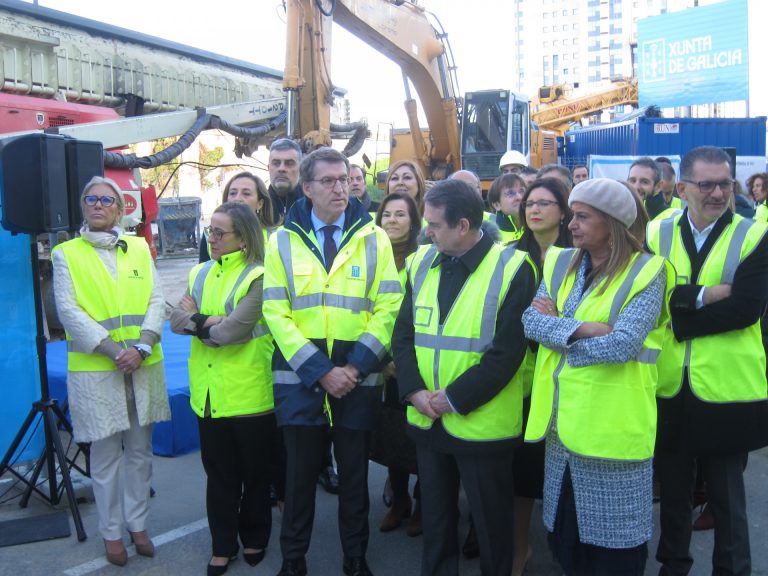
[263,196,402,429]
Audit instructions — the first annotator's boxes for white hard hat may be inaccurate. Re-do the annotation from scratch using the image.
[499,150,528,170]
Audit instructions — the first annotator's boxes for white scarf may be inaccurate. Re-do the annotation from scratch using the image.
[79,225,123,250]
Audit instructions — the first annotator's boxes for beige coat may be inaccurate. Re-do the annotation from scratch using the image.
[52,231,170,443]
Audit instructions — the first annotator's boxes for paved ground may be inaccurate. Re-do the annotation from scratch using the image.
[1,255,767,575]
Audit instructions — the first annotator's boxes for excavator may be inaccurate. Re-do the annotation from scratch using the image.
[530,79,639,137]
[282,0,556,187]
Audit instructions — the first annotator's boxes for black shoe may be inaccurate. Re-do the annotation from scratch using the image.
[208,555,237,576]
[343,556,373,576]
[243,549,266,566]
[318,466,339,494]
[462,520,479,559]
[276,558,307,576]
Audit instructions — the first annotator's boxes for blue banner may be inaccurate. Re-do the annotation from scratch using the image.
[638,0,749,108]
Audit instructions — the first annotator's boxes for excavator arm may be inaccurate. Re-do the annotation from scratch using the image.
[284,0,461,178]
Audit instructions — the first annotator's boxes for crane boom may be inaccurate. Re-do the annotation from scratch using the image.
[531,80,639,136]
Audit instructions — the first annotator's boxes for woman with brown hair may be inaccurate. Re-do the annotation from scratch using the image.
[488,173,527,244]
[372,191,424,536]
[748,172,768,223]
[385,160,427,215]
[522,178,671,576]
[172,202,275,575]
[199,171,275,262]
[508,176,572,575]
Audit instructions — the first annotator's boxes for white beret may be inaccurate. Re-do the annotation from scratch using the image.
[568,178,637,228]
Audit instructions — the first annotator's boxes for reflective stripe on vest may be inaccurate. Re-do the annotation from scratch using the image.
[525,249,666,460]
[267,228,379,314]
[263,224,401,380]
[547,250,660,365]
[187,253,273,418]
[407,243,529,442]
[56,236,163,371]
[648,213,768,402]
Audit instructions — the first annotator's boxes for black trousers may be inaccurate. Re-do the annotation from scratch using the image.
[280,425,371,560]
[656,451,750,576]
[416,445,515,576]
[198,413,276,557]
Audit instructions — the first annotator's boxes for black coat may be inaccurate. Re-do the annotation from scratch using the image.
[655,209,768,456]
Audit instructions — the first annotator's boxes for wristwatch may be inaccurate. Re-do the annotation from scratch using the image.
[133,344,151,360]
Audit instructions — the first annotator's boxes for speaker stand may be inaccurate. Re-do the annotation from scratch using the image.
[0,239,87,541]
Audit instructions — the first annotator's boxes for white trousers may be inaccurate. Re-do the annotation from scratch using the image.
[89,396,153,540]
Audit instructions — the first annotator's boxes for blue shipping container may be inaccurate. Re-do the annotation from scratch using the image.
[565,116,766,162]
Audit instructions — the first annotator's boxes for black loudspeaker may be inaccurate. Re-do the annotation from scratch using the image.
[0,134,103,235]
[65,139,104,231]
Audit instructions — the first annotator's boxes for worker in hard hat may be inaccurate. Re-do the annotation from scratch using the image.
[499,150,529,175]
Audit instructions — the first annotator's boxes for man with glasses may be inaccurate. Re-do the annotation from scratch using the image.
[268,138,303,225]
[646,146,768,576]
[263,147,401,576]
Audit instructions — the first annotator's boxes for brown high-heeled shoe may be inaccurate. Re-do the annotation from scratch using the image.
[104,538,128,566]
[129,530,155,557]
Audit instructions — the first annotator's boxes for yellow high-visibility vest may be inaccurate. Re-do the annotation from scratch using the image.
[407,243,531,441]
[647,213,768,402]
[187,251,273,418]
[54,236,163,372]
[525,247,671,460]
[263,223,402,384]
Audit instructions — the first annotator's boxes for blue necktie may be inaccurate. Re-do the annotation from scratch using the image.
[322,225,338,271]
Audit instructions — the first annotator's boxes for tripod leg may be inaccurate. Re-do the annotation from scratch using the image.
[51,403,89,477]
[44,408,87,541]
[18,447,47,507]
[0,407,38,476]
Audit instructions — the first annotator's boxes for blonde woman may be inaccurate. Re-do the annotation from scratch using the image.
[53,176,169,566]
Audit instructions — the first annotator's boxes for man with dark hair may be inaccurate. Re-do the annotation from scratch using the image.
[628,156,666,219]
[647,145,768,576]
[658,162,680,207]
[268,138,303,224]
[537,164,573,191]
[520,165,538,187]
[393,179,536,575]
[571,165,589,185]
[264,147,402,576]
[348,164,378,212]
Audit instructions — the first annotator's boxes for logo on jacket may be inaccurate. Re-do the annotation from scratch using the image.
[351,265,360,278]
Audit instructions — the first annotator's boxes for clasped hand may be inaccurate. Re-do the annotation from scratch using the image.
[320,364,361,399]
[410,389,452,421]
[114,347,142,374]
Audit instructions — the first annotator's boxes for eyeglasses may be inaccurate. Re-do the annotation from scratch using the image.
[310,176,350,189]
[204,226,237,241]
[524,200,559,209]
[680,178,735,194]
[83,195,117,207]
[502,189,524,198]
